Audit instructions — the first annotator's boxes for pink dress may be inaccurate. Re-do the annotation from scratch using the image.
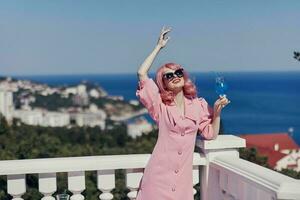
[136,77,214,200]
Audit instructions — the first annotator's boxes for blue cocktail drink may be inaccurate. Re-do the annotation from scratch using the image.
[215,76,228,97]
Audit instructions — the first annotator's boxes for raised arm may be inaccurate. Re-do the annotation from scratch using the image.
[137,26,171,81]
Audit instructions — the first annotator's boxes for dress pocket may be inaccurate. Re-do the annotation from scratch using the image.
[184,126,198,135]
[168,124,182,136]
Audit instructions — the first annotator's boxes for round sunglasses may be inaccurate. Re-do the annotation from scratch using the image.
[162,68,184,81]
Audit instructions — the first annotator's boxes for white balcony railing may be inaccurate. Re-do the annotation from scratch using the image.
[1,135,300,200]
[197,135,300,200]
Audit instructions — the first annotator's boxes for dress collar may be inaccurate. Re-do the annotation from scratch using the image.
[168,96,198,122]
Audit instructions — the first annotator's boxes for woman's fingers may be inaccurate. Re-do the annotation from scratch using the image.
[220,98,228,104]
[164,28,172,36]
[215,96,230,109]
[165,36,171,42]
[220,98,230,108]
[216,103,222,113]
[160,26,172,37]
[215,98,223,105]
[157,26,172,48]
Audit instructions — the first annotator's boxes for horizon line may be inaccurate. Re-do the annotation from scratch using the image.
[2,69,300,77]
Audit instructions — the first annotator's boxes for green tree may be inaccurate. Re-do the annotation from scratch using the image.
[0,114,9,135]
[239,147,269,168]
[279,168,300,179]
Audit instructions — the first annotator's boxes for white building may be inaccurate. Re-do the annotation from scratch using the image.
[77,84,87,96]
[63,87,77,98]
[62,84,87,98]
[89,103,99,113]
[13,109,70,127]
[129,100,139,106]
[0,78,19,92]
[13,109,43,126]
[275,150,300,172]
[0,89,14,123]
[41,111,70,127]
[89,89,101,98]
[71,110,106,130]
[127,117,153,138]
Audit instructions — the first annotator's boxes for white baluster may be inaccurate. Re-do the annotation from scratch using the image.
[244,183,258,200]
[192,166,199,196]
[258,189,276,200]
[227,174,238,200]
[219,171,228,195]
[7,174,26,200]
[126,168,143,200]
[68,171,85,200]
[97,170,115,200]
[223,192,235,200]
[39,173,56,200]
[220,172,235,200]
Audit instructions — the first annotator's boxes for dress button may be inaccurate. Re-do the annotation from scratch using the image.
[172,187,176,192]
[178,151,182,155]
[181,132,185,136]
[175,169,179,173]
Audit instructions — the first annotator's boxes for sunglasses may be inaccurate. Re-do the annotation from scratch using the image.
[162,68,184,81]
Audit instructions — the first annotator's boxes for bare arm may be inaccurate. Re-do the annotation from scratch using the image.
[211,115,221,139]
[137,26,171,81]
[211,96,230,138]
[137,45,162,81]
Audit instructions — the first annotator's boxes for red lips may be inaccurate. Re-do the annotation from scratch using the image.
[172,78,181,84]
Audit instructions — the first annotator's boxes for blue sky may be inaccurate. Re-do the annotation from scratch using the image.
[0,1,300,75]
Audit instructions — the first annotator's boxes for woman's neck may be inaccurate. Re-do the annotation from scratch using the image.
[174,90,184,106]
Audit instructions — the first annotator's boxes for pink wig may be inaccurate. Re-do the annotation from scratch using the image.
[155,63,197,105]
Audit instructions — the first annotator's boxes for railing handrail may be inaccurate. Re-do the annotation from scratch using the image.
[212,156,300,199]
[0,152,206,175]
[196,135,246,150]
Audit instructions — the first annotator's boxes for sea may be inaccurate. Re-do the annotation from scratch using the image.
[15,71,300,145]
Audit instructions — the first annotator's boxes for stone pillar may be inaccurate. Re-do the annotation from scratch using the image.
[196,135,246,200]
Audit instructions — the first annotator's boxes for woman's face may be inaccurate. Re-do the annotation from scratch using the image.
[162,68,185,91]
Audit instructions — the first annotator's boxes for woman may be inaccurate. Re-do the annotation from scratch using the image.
[136,26,230,200]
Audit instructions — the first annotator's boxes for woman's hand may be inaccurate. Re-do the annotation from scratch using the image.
[213,95,230,117]
[137,26,171,80]
[157,26,171,49]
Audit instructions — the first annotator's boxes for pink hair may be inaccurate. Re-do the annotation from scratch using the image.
[155,63,197,105]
